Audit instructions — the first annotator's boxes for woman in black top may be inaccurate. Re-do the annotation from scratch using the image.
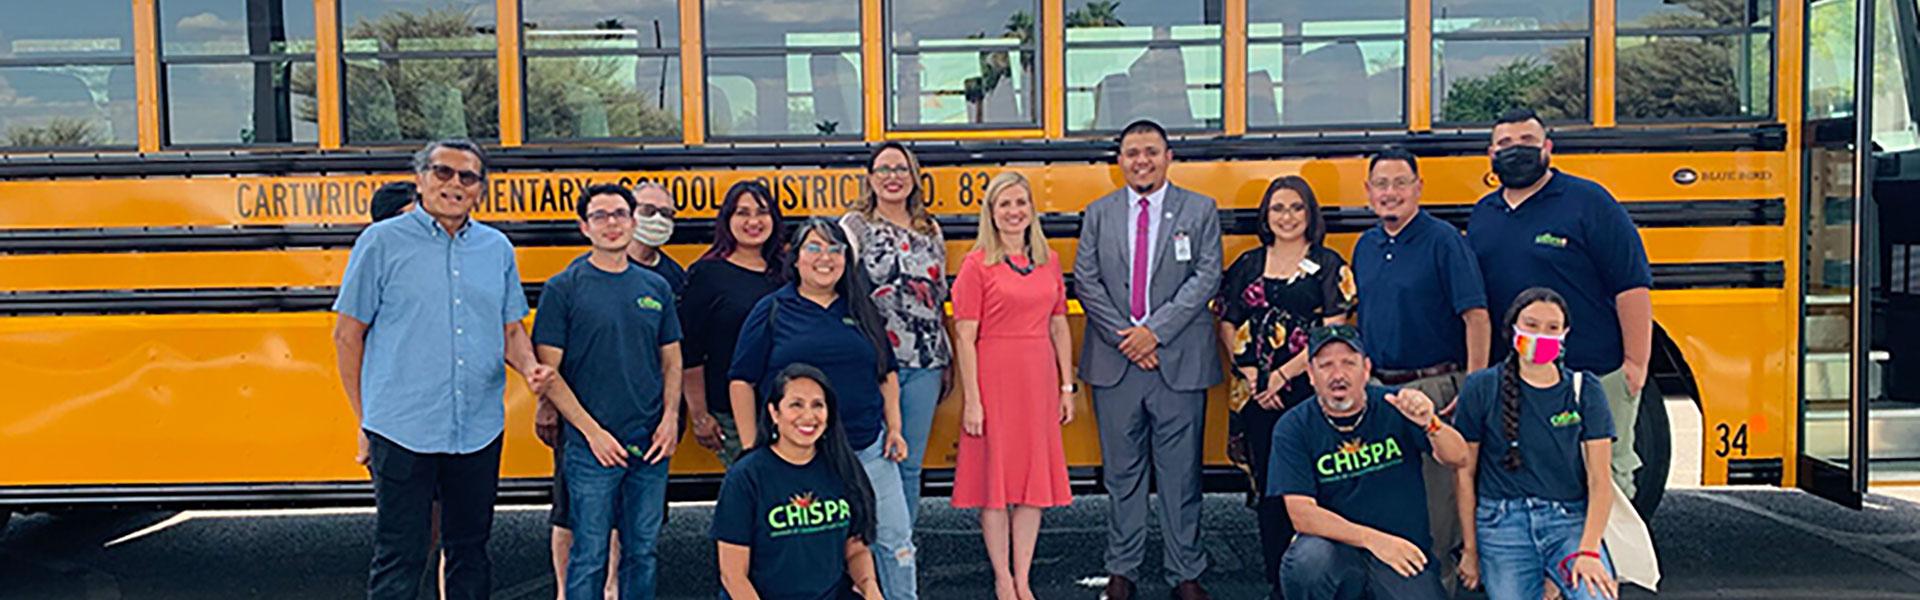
[1211,175,1356,599]
[682,181,788,467]
[713,363,883,600]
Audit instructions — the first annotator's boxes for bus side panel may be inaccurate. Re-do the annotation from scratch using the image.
[1650,289,1794,485]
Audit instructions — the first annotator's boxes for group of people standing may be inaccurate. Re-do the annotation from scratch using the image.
[333,105,1652,600]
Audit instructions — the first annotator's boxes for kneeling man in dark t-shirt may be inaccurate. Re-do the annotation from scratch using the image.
[1269,325,1471,600]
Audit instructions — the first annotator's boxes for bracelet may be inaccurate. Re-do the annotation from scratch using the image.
[1555,550,1603,583]
[1424,418,1444,435]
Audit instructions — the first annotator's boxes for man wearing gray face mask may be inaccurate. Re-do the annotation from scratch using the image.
[1465,107,1653,504]
[627,182,687,295]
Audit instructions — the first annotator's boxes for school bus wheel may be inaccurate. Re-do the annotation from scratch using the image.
[1633,378,1673,517]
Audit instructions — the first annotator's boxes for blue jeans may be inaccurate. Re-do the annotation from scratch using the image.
[856,435,919,600]
[564,438,670,600]
[1474,497,1617,600]
[896,367,942,524]
[1280,535,1447,600]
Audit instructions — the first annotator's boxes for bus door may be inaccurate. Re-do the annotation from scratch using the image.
[1800,0,1920,507]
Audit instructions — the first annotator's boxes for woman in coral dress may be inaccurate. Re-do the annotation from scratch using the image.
[951,172,1075,600]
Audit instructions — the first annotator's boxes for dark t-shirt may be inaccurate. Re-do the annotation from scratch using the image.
[533,256,683,447]
[567,251,685,297]
[1468,170,1653,373]
[712,449,856,600]
[1269,386,1435,550]
[680,258,781,416]
[1455,366,1615,502]
[729,285,898,448]
[638,251,687,297]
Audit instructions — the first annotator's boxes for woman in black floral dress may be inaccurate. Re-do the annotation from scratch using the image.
[1212,175,1356,600]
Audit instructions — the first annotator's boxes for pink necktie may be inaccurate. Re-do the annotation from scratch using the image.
[1131,198,1149,321]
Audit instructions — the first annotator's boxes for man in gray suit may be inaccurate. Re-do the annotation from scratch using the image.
[1074,119,1223,600]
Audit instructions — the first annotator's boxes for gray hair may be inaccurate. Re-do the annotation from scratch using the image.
[631,180,670,199]
[411,139,489,177]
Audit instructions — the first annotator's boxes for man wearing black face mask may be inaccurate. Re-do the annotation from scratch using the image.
[1465,108,1653,501]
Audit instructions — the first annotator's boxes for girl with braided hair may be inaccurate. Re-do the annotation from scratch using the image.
[1454,287,1621,599]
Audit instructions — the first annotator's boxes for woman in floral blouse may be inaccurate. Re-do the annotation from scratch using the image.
[841,141,952,525]
[1212,175,1356,600]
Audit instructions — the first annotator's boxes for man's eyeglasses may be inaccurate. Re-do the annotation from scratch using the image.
[636,204,676,219]
[586,208,633,224]
[802,241,846,255]
[1368,177,1418,191]
[428,164,484,186]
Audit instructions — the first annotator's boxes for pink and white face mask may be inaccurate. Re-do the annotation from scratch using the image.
[1513,328,1566,365]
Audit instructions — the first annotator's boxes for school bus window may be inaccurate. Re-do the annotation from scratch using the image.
[1808,0,1920,150]
[1432,0,1591,124]
[161,0,319,146]
[522,0,682,141]
[888,0,1040,128]
[702,0,863,138]
[1064,1,1224,133]
[1247,0,1406,128]
[1615,0,1774,121]
[0,0,137,149]
[339,0,499,144]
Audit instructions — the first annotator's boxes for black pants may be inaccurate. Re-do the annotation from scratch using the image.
[1243,401,1298,600]
[366,431,502,600]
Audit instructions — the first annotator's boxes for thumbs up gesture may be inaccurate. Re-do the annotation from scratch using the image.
[1384,388,1437,429]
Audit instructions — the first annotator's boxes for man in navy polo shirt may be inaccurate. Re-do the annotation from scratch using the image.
[1466,107,1654,499]
[1351,146,1490,590]
[1271,325,1469,600]
[534,183,684,600]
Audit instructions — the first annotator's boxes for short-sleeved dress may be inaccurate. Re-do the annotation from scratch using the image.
[1211,245,1357,498]
[949,250,1073,509]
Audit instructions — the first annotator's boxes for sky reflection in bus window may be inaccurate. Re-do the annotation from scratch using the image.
[1247,0,1405,128]
[890,0,1039,127]
[1064,1,1223,132]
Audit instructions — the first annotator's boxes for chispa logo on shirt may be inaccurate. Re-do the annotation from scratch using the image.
[636,296,664,311]
[1533,232,1569,248]
[1551,410,1583,428]
[767,492,852,538]
[1316,437,1405,483]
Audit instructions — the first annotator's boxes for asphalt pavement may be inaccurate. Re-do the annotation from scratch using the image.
[7,487,1920,599]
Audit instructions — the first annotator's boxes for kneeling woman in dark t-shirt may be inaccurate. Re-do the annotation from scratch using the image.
[713,363,883,599]
[1455,287,1619,600]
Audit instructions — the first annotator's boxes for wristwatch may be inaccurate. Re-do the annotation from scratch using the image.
[1061,383,1078,394]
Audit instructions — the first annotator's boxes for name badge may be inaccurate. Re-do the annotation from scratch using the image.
[1173,232,1193,262]
[1300,258,1322,275]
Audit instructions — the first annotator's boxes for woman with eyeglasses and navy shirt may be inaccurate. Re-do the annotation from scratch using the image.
[1454,286,1620,600]
[729,218,918,600]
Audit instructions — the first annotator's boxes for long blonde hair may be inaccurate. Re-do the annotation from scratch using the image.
[973,172,1049,266]
[850,142,936,235]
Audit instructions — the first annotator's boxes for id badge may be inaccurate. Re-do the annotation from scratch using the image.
[1173,232,1193,262]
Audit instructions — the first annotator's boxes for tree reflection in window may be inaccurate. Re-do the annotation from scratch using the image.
[1617,0,1774,120]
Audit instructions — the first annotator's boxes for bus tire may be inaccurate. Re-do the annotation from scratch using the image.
[1631,378,1671,517]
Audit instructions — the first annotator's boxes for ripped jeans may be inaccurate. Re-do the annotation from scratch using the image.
[856,434,919,600]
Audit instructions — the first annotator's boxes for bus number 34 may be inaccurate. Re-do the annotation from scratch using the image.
[1715,422,1750,458]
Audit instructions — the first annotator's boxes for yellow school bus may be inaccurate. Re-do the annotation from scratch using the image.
[2,0,1916,525]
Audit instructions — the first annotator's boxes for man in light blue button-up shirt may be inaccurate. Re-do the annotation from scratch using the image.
[333,139,555,600]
